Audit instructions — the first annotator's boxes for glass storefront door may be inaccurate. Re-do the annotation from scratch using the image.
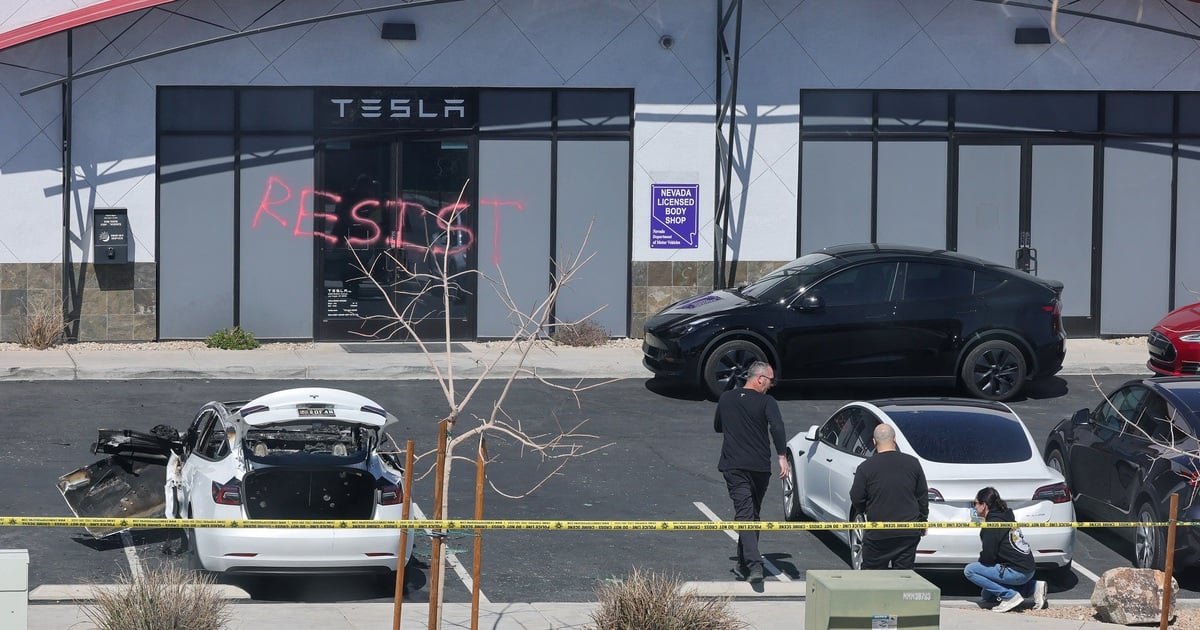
[317,136,475,340]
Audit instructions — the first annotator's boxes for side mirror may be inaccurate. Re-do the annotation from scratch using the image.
[796,294,824,311]
[804,425,818,441]
[1071,408,1089,426]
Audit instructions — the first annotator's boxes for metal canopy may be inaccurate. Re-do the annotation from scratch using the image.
[0,0,176,53]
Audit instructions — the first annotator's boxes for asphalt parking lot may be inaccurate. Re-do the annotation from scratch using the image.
[3,373,1194,604]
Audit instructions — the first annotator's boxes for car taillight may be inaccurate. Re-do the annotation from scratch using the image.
[1043,300,1063,336]
[927,488,944,502]
[377,480,402,506]
[1180,470,1200,487]
[211,480,242,505]
[1033,482,1071,504]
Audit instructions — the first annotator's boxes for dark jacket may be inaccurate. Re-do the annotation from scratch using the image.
[714,387,787,473]
[978,507,1036,574]
[849,450,928,539]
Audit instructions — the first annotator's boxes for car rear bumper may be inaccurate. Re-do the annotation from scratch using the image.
[915,526,1073,568]
[1032,338,1066,379]
[194,527,412,574]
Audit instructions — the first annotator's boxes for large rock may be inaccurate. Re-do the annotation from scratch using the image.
[1091,567,1178,625]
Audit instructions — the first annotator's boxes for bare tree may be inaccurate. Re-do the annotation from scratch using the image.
[342,182,614,625]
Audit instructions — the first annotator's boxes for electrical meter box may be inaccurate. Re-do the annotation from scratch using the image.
[805,570,939,630]
[0,549,28,629]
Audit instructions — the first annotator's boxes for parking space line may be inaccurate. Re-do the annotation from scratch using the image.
[119,530,143,580]
[1071,559,1100,583]
[693,501,791,582]
[412,503,490,604]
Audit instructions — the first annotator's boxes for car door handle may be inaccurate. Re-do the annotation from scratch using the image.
[825,458,833,462]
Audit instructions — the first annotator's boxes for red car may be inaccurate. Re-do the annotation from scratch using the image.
[1148,302,1200,376]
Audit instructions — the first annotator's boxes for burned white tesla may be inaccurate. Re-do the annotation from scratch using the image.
[58,387,414,576]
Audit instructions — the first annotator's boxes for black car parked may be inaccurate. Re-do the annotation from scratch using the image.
[642,243,1066,401]
[1043,377,1200,570]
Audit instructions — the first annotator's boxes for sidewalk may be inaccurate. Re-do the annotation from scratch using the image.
[27,600,1121,629]
[0,337,1150,382]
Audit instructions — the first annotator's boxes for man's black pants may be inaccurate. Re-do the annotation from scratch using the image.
[862,534,921,570]
[723,469,771,569]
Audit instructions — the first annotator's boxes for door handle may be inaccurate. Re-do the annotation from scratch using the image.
[825,458,833,462]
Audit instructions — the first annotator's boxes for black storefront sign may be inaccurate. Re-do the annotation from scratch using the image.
[317,87,476,131]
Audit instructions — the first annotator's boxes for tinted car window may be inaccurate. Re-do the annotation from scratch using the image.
[740,253,842,303]
[818,408,852,446]
[844,410,880,457]
[809,262,898,307]
[1093,386,1147,432]
[902,262,973,301]
[887,407,1032,463]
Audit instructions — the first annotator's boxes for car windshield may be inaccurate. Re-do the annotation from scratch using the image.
[888,407,1032,464]
[739,253,842,303]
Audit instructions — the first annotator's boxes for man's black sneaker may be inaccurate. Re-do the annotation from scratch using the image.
[748,564,764,583]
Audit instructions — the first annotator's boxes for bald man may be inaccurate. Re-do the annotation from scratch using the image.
[848,423,928,570]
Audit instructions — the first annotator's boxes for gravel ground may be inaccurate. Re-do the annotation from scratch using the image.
[1004,604,1200,628]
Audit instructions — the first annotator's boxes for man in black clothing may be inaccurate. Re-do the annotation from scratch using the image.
[849,423,928,569]
[714,361,790,583]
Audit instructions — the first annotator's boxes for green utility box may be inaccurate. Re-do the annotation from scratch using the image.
[805,570,940,630]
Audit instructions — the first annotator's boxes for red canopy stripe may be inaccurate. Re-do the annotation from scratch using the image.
[0,0,177,52]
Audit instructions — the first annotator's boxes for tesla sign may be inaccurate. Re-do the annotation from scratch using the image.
[318,88,476,130]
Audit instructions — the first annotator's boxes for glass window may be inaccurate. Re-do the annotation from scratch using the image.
[1105,93,1173,135]
[557,91,630,131]
[955,92,1098,133]
[480,90,552,132]
[902,262,973,301]
[819,409,854,446]
[741,253,841,303]
[878,92,948,131]
[1093,386,1147,432]
[240,89,314,132]
[888,407,1033,464]
[802,91,873,132]
[811,262,898,307]
[160,87,234,131]
[846,412,879,457]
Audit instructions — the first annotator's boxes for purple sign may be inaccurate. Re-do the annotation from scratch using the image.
[650,184,698,249]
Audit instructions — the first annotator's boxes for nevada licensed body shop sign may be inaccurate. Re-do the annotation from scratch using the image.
[650,184,698,249]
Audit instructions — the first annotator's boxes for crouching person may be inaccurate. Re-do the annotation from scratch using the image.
[964,486,1047,612]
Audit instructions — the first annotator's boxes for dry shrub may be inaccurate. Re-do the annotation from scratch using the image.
[18,292,65,349]
[552,319,610,347]
[81,564,231,630]
[589,568,746,630]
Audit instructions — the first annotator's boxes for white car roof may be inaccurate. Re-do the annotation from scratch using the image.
[235,387,397,428]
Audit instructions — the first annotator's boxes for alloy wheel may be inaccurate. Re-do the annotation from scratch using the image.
[972,347,1021,397]
[849,513,867,570]
[1135,505,1159,569]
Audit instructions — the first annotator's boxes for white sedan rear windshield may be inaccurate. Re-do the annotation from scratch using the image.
[888,409,1032,464]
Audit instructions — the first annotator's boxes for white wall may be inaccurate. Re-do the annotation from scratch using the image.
[2,0,1200,266]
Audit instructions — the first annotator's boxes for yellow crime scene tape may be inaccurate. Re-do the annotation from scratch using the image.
[0,517,1196,531]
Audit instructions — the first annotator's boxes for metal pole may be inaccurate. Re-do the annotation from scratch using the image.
[1160,492,1179,630]
[428,420,449,629]
[61,31,73,341]
[392,440,415,630]
[470,438,486,630]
